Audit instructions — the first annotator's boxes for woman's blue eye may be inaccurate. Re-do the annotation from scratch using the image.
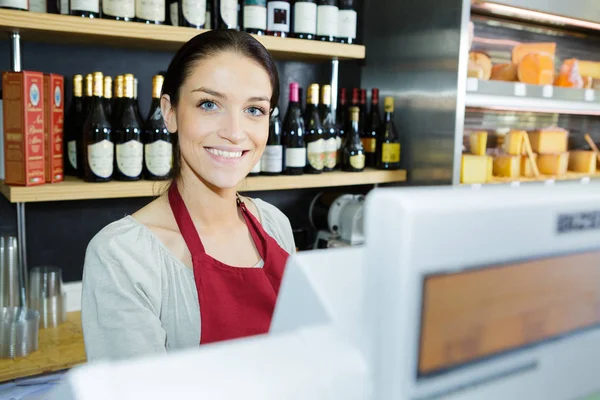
[200,101,218,111]
[247,107,265,117]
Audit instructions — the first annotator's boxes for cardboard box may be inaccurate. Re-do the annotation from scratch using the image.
[2,71,45,186]
[44,73,64,183]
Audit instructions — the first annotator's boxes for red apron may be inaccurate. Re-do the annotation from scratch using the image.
[168,183,290,345]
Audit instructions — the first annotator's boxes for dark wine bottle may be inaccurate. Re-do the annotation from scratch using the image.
[337,0,356,44]
[298,86,304,115]
[180,0,207,28]
[135,0,165,24]
[376,96,402,170]
[144,75,173,180]
[0,0,27,10]
[316,0,337,42]
[78,73,94,178]
[303,83,325,174]
[358,88,366,132]
[283,82,306,175]
[102,0,135,20]
[261,106,283,175]
[243,0,266,35]
[362,88,380,168]
[292,0,316,40]
[103,76,113,121]
[82,72,113,182]
[212,0,238,29]
[168,0,179,25]
[64,74,83,176]
[335,87,347,167]
[70,0,99,17]
[133,77,143,123]
[341,106,365,172]
[319,84,338,172]
[114,74,144,181]
[267,0,290,37]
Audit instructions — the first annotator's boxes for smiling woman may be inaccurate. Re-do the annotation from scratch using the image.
[80,30,296,362]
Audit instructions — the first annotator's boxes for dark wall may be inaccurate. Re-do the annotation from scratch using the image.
[0,34,362,282]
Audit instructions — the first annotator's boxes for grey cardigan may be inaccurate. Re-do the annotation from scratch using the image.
[81,198,295,363]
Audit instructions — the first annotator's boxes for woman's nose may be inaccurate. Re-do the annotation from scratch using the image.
[219,111,245,143]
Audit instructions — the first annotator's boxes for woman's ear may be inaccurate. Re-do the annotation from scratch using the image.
[161,94,178,134]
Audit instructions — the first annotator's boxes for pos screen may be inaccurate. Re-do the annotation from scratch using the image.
[418,250,600,376]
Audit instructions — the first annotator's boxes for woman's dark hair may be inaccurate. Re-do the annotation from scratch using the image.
[161,30,280,183]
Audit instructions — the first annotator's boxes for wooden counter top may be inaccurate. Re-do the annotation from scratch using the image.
[0,312,86,382]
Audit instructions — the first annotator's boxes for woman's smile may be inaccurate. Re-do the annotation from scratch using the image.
[204,147,250,164]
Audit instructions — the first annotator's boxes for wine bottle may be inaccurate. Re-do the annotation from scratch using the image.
[376,96,401,170]
[316,0,337,42]
[64,74,84,176]
[337,0,356,44]
[205,0,212,28]
[292,0,316,40]
[320,84,338,172]
[168,0,179,25]
[303,83,325,174]
[180,0,207,28]
[133,77,143,122]
[0,0,28,10]
[298,86,304,115]
[103,76,113,121]
[29,0,46,12]
[114,74,143,181]
[82,72,113,182]
[212,0,238,29]
[144,75,173,180]
[341,106,365,172]
[78,73,94,178]
[136,0,165,24]
[358,88,366,132]
[362,88,380,168]
[283,82,306,175]
[112,75,124,127]
[335,87,347,167]
[261,106,283,175]
[267,0,290,37]
[243,0,266,35]
[103,0,135,21]
[70,0,99,17]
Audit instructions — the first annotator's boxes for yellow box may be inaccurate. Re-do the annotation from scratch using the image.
[469,131,488,156]
[493,155,521,178]
[537,152,569,175]
[521,154,538,177]
[461,154,490,184]
[528,129,568,154]
[569,151,597,174]
[502,130,525,155]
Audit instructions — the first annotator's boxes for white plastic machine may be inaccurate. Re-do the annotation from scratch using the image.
[51,183,600,400]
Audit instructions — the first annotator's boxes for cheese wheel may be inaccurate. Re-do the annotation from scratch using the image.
[555,59,584,89]
[537,153,569,175]
[493,155,521,178]
[469,52,492,81]
[518,53,555,85]
[512,42,556,64]
[461,155,490,184]
[469,131,488,156]
[528,129,568,154]
[568,151,596,174]
[491,63,518,82]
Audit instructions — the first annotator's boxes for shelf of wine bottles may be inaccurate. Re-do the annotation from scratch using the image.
[0,2,364,60]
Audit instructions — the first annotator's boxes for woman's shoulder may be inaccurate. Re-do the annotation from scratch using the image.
[248,197,296,253]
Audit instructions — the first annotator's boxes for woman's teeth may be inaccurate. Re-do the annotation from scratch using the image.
[206,148,243,158]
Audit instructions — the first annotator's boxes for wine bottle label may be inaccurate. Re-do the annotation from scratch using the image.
[71,0,99,13]
[243,0,267,30]
[317,5,338,37]
[293,2,317,34]
[349,153,365,170]
[267,1,290,33]
[220,0,238,28]
[145,140,173,177]
[103,0,135,18]
[88,140,114,178]
[116,140,143,178]
[0,0,27,8]
[307,139,325,170]
[29,0,46,13]
[251,160,261,174]
[135,0,165,22]
[183,0,206,26]
[324,138,337,169]
[361,138,376,153]
[261,145,283,173]
[68,140,77,169]
[381,143,401,163]
[60,0,69,14]
[285,147,307,168]
[337,9,357,39]
[170,2,179,25]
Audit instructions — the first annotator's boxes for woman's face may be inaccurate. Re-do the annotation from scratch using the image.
[163,51,272,189]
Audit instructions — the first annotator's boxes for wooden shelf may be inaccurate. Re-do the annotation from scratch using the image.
[0,9,365,61]
[0,169,406,203]
[0,312,86,383]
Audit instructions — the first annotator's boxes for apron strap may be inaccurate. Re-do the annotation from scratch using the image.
[237,195,269,261]
[168,182,206,256]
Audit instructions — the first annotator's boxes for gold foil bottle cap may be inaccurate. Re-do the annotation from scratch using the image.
[115,75,124,98]
[350,106,359,121]
[384,96,394,113]
[124,74,134,99]
[152,75,164,99]
[92,72,104,97]
[321,85,331,105]
[85,74,93,97]
[104,76,113,99]
[308,83,319,105]
[73,74,83,97]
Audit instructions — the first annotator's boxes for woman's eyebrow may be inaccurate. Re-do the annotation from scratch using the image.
[191,87,225,98]
[248,96,270,103]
